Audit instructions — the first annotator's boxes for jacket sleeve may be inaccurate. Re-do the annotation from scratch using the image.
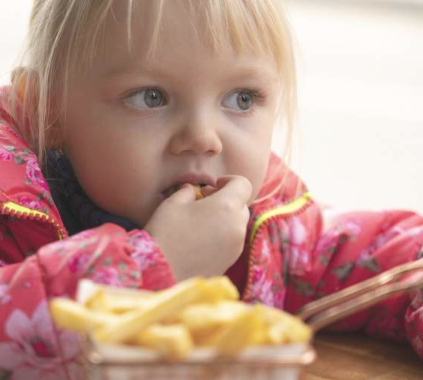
[0,223,176,380]
[286,206,423,359]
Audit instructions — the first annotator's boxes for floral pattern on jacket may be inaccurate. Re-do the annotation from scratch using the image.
[0,301,82,380]
[1,98,423,379]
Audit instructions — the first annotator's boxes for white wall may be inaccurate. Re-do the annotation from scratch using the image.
[0,3,31,84]
[275,1,423,214]
[0,1,422,214]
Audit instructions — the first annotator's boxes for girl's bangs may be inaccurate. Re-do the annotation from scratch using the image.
[63,0,290,79]
[141,0,289,74]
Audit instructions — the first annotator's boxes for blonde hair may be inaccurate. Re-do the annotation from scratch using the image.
[9,0,297,201]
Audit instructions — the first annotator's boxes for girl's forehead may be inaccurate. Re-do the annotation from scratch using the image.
[96,0,282,71]
[104,1,222,58]
[95,1,274,78]
[107,1,202,54]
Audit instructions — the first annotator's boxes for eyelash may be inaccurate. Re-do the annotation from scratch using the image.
[121,87,168,109]
[121,87,267,112]
[231,88,267,112]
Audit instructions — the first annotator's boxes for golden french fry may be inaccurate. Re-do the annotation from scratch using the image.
[200,276,239,303]
[213,305,267,355]
[84,288,108,311]
[178,301,249,337]
[87,289,158,314]
[257,305,312,344]
[135,324,193,360]
[51,276,312,361]
[93,277,206,344]
[50,298,117,333]
[193,185,204,200]
[179,301,248,344]
[78,279,156,305]
[76,279,104,305]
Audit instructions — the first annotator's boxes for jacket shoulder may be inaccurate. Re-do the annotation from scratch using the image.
[0,86,35,196]
[254,153,309,210]
[249,153,323,247]
[0,105,66,245]
[0,119,43,202]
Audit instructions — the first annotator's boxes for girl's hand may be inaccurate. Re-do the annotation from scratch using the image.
[144,175,252,281]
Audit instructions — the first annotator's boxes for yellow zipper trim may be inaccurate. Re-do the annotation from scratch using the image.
[2,201,49,219]
[1,201,66,240]
[249,192,312,246]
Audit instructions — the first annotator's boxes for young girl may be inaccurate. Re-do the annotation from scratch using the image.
[0,1,422,379]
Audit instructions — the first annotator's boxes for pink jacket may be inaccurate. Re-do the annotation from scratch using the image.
[1,100,423,380]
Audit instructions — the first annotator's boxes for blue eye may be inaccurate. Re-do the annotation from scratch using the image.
[125,88,166,109]
[223,90,254,111]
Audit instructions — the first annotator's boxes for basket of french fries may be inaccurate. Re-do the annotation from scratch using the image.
[50,276,315,380]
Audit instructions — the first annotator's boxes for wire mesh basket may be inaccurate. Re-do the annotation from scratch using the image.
[83,337,315,380]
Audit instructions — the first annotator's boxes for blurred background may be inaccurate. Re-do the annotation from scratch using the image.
[0,1,422,213]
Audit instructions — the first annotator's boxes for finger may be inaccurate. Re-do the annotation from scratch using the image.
[242,205,250,225]
[213,175,253,205]
[166,184,196,204]
[200,185,218,198]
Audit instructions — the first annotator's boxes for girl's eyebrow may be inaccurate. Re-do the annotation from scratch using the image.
[102,65,171,81]
[102,63,279,86]
[227,68,280,85]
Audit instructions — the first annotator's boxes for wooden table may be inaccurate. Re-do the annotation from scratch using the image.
[303,333,423,380]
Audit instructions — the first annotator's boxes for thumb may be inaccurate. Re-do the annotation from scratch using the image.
[167,183,196,204]
[201,185,218,198]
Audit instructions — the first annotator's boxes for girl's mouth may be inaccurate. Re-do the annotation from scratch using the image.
[162,183,207,199]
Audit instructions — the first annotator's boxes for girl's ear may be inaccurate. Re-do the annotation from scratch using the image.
[11,67,64,151]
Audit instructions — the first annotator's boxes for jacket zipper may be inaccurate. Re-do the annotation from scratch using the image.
[0,200,67,240]
[242,192,313,301]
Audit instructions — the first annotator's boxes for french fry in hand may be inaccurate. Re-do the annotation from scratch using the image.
[193,185,204,200]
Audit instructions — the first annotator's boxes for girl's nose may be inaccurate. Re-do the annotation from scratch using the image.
[168,116,223,156]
